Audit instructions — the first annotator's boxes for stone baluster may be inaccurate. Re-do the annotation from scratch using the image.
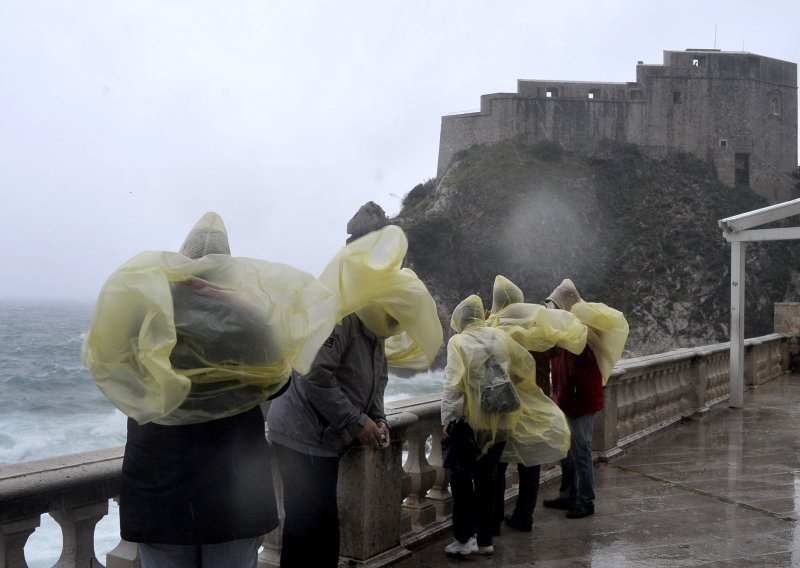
[773,337,789,378]
[594,371,621,460]
[689,351,708,412]
[402,423,437,528]
[678,360,693,415]
[744,341,757,387]
[632,375,649,434]
[645,371,659,429]
[616,377,633,440]
[0,516,39,568]
[421,420,452,520]
[653,369,667,424]
[51,500,108,568]
[665,366,680,420]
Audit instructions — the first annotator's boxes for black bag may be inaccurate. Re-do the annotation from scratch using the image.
[480,356,520,414]
[442,419,481,473]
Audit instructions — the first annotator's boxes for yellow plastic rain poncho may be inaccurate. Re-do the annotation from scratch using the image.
[487,275,587,355]
[443,295,570,465]
[82,212,338,425]
[319,225,443,370]
[546,278,629,384]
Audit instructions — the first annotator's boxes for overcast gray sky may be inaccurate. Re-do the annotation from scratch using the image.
[2,1,798,301]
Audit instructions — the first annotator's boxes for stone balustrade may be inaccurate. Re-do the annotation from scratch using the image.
[0,333,790,568]
[594,333,790,459]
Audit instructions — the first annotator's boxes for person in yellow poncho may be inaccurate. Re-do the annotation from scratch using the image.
[487,275,587,533]
[267,225,442,568]
[441,294,569,557]
[82,213,339,567]
[542,278,629,520]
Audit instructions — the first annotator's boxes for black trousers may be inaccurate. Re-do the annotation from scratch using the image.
[496,462,541,528]
[272,443,340,568]
[449,441,505,547]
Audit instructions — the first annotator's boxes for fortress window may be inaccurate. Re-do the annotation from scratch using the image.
[771,98,780,116]
[588,89,599,99]
[673,91,684,104]
[719,139,728,149]
[629,89,642,100]
[692,56,705,67]
[546,88,558,98]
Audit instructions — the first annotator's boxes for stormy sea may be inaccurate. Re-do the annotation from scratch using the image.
[0,299,444,566]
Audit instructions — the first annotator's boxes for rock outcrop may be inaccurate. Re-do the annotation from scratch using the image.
[359,140,800,364]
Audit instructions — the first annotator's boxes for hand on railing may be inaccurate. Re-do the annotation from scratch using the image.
[357,417,386,449]
[378,421,391,448]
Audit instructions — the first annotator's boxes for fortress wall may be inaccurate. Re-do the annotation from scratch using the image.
[517,80,631,101]
[438,95,645,177]
[438,50,797,202]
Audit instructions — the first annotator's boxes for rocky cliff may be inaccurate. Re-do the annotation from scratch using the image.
[353,140,800,365]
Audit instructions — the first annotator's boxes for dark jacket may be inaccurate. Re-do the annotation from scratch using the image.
[550,346,604,417]
[267,313,388,458]
[120,405,278,544]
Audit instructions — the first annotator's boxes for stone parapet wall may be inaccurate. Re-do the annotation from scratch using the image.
[0,333,790,568]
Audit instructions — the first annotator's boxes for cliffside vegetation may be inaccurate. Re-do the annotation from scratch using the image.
[388,139,800,362]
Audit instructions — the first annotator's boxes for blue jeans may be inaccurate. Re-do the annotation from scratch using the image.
[558,413,596,508]
[139,537,262,568]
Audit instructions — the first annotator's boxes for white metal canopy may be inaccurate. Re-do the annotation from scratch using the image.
[719,197,800,408]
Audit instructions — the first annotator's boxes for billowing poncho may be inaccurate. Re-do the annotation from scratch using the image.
[487,275,588,355]
[546,278,629,384]
[82,213,338,425]
[571,302,629,384]
[319,225,442,370]
[443,295,570,466]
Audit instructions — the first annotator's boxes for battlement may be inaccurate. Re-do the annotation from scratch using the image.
[438,49,798,202]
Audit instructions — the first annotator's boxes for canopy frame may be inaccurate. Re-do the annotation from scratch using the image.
[719,197,800,408]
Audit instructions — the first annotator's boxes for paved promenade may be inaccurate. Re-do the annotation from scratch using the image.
[394,374,800,567]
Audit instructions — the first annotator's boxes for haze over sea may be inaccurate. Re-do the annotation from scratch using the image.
[0,299,443,566]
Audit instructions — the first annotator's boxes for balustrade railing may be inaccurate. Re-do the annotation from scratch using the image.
[595,334,789,459]
[0,333,791,568]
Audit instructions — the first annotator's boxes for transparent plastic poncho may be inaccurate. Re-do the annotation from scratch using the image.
[487,275,587,355]
[320,225,443,370]
[445,295,569,465]
[570,301,629,384]
[82,251,337,425]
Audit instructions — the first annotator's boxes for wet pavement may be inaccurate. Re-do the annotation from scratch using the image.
[393,374,800,567]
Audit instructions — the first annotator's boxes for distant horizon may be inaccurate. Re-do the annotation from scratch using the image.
[0,296,97,305]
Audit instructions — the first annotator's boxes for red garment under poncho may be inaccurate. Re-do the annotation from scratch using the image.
[550,346,604,417]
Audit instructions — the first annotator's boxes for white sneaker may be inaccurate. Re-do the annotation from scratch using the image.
[445,536,478,556]
[476,544,494,555]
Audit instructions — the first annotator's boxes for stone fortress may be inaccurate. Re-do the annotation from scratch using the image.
[437,49,798,202]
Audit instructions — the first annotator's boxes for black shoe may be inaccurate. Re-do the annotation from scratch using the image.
[504,515,532,532]
[543,497,574,510]
[566,504,594,519]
